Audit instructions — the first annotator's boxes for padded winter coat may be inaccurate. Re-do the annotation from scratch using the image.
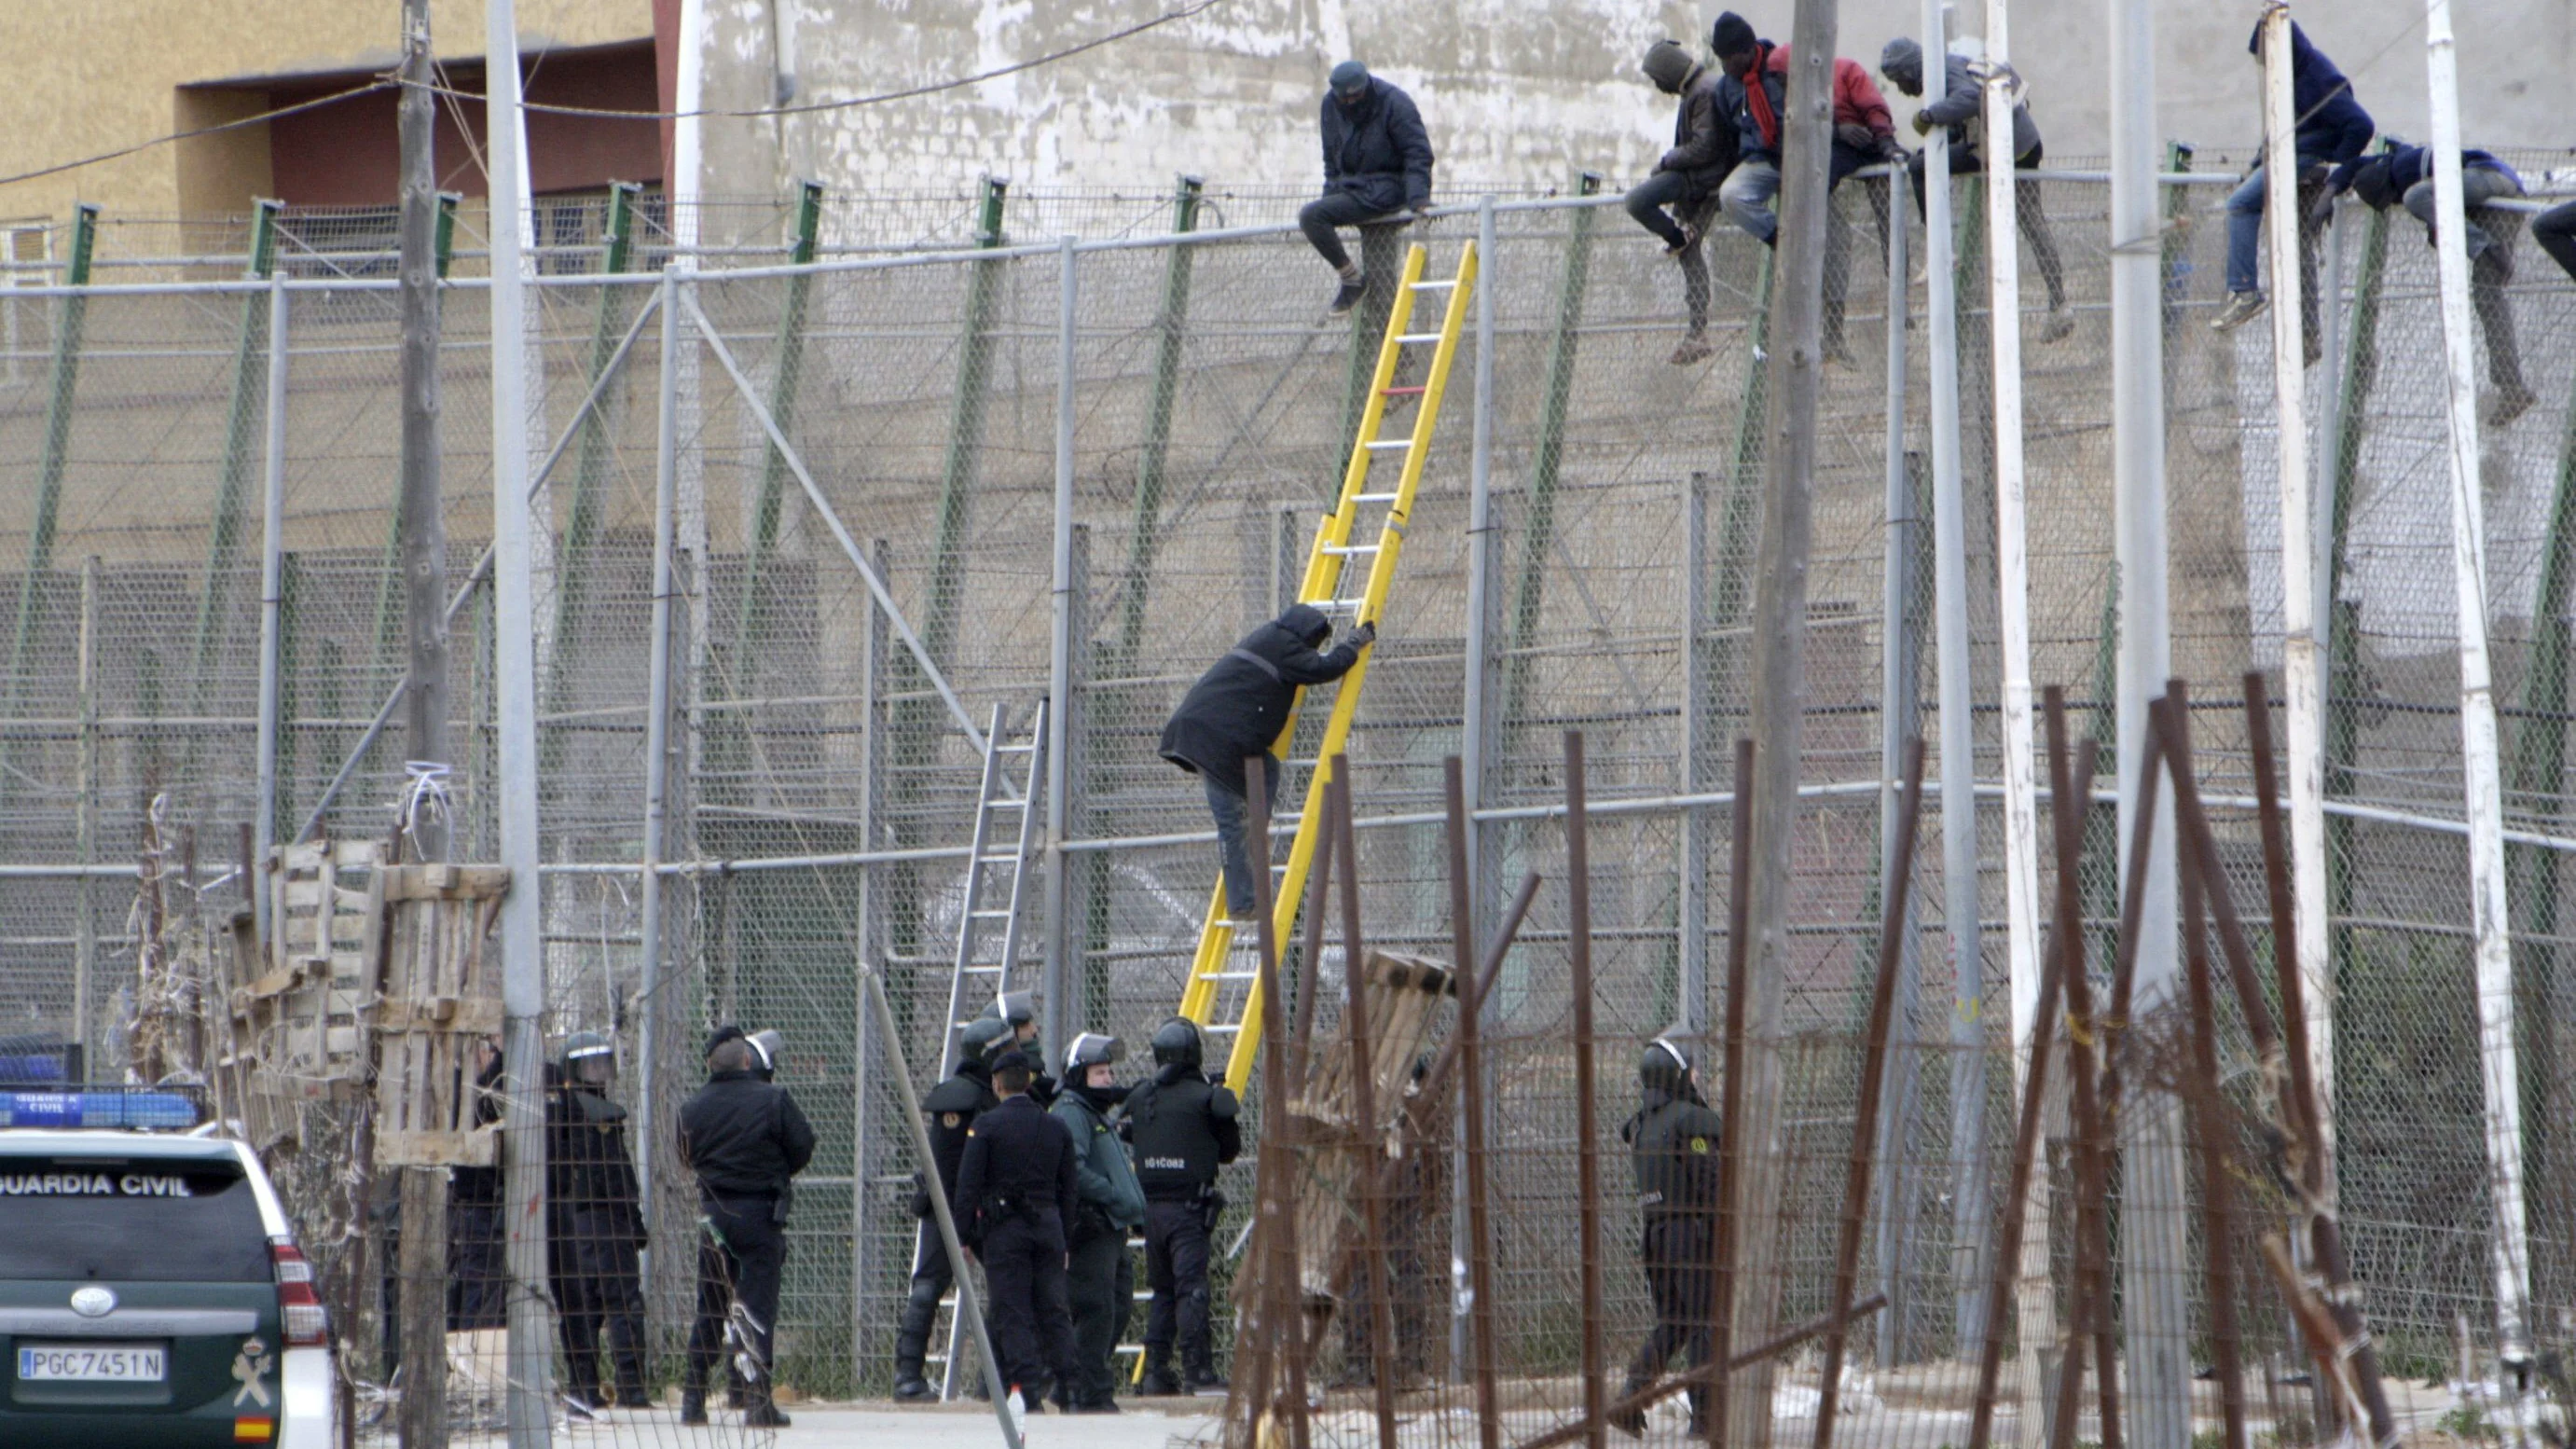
[1159,603,1364,797]
[1319,76,1436,214]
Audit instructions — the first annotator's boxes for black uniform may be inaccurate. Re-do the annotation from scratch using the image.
[677,1066,817,1413]
[894,1056,999,1386]
[547,1068,649,1408]
[1618,1047,1726,1432]
[447,1053,508,1331]
[1122,1061,1242,1387]
[954,1093,1081,1399]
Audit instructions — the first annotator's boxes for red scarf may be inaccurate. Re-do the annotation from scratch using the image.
[1743,43,1780,150]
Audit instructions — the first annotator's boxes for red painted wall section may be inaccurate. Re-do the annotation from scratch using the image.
[263,40,661,206]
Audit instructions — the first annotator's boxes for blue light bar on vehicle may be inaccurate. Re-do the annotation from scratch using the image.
[0,1090,203,1129]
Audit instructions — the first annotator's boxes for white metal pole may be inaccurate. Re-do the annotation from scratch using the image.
[1042,234,1078,1054]
[2422,0,2532,1367]
[485,1,554,1441]
[2111,0,2192,1441]
[2262,10,2336,1159]
[1919,0,1990,1351]
[632,265,682,1267]
[251,279,288,951]
[1465,195,1496,912]
[670,0,711,779]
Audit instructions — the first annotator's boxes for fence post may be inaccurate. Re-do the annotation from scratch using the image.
[2,201,95,789]
[1498,172,1603,754]
[2423,2,2533,1363]
[1682,471,1712,1042]
[1873,156,1924,1365]
[1043,234,1078,1056]
[1110,176,1203,666]
[922,175,1008,671]
[634,263,684,1296]
[73,556,97,1072]
[546,179,645,746]
[190,199,281,710]
[732,179,827,699]
[251,279,289,949]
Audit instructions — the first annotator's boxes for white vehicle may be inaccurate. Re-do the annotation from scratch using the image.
[0,1112,337,1448]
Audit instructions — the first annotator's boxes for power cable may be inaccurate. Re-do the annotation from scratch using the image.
[0,79,397,191]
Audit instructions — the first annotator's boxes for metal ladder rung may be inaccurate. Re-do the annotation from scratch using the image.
[1196,970,1260,983]
[1202,1023,1242,1035]
[1383,385,1426,396]
[1409,279,1456,291]
[975,852,1021,864]
[1321,544,1380,556]
[1395,332,1442,343]
[1314,598,1370,612]
[984,796,1026,810]
[1350,491,1398,504]
[971,908,1013,918]
[1362,438,1413,451]
[995,742,1038,754]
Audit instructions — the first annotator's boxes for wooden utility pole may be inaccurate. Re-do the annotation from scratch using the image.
[1728,2,1836,1444]
[393,0,451,1442]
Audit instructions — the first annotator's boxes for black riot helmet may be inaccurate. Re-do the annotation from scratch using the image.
[560,1030,615,1088]
[1063,1032,1125,1078]
[958,1016,1014,1066]
[983,991,1039,1038]
[1150,1016,1205,1070]
[1640,1035,1694,1093]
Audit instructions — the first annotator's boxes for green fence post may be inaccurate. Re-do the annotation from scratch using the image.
[919,176,1008,675]
[1499,173,1605,748]
[554,182,645,652]
[734,179,827,681]
[1110,175,1204,668]
[2323,183,2390,998]
[0,203,97,785]
[1707,248,1779,696]
[2504,364,2576,1214]
[189,200,282,702]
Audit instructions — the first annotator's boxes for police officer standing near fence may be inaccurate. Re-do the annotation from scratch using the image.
[955,1048,1082,1414]
[1051,1033,1145,1413]
[1614,1037,1725,1439]
[546,1032,650,1415]
[984,992,1056,1106]
[893,1015,1014,1401]
[679,1028,817,1427]
[1121,1016,1241,1396]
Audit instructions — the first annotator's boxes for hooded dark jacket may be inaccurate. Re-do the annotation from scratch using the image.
[1159,603,1364,797]
[1894,42,2041,162]
[1620,1056,1724,1223]
[677,1067,818,1201]
[2254,21,2375,173]
[2347,143,2520,211]
[1319,76,1435,214]
[1649,54,1736,200]
[1713,40,1789,165]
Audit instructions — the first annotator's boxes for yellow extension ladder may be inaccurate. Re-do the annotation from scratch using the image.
[1175,239,1478,1094]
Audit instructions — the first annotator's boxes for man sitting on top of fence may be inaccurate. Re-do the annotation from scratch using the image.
[2211,18,2376,350]
[1880,34,2073,343]
[1302,60,1436,317]
[1626,39,1735,367]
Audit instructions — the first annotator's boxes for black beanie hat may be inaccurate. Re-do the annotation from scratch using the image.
[1643,39,1695,95]
[1711,12,1757,59]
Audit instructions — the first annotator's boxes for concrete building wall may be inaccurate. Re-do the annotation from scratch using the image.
[690,0,2575,204]
[0,0,649,227]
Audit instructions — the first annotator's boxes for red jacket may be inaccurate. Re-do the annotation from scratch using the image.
[1765,47,1895,139]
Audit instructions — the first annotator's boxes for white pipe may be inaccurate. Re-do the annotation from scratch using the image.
[631,265,682,1272]
[1919,2,1991,1357]
[484,0,554,1442]
[2262,8,2338,1171]
[1042,233,1078,1056]
[2110,0,2191,1440]
[2422,0,2532,1367]
[249,280,288,950]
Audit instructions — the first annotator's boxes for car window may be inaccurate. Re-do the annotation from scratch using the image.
[0,1154,272,1282]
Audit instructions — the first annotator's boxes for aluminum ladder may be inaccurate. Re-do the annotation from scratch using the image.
[1173,239,1478,1094]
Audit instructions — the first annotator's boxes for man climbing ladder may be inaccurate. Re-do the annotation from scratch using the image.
[1155,239,1478,1094]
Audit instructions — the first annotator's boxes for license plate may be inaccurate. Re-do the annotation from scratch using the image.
[17,1344,166,1381]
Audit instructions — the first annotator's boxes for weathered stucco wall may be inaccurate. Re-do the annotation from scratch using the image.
[0,0,648,227]
[693,0,2574,203]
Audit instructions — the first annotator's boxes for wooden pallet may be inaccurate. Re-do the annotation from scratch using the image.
[221,840,385,1149]
[1288,949,1454,1301]
[372,864,509,1168]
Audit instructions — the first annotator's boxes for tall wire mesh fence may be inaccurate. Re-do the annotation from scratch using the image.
[2,158,2571,1441]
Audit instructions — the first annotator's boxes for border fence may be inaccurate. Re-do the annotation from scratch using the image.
[4,154,2573,1437]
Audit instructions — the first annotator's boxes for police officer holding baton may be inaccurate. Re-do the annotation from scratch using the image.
[1121,1016,1240,1396]
[678,1027,816,1427]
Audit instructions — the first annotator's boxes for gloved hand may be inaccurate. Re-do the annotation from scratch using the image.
[1877,133,1908,163]
[1347,620,1378,649]
[2307,187,2341,223]
[1910,108,1935,137]
[1836,123,1875,152]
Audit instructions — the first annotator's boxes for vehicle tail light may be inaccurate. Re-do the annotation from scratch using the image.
[270,1241,328,1347]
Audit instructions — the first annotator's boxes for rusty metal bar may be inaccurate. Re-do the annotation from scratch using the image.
[2182,859,2249,1449]
[1710,737,1756,1449]
[1448,755,1504,1449]
[1517,1295,1891,1449]
[1814,736,1926,1449]
[1566,732,1607,1448]
[1328,763,1399,1448]
[1244,753,1311,1449]
[2240,671,2327,1173]
[2045,690,2117,1449]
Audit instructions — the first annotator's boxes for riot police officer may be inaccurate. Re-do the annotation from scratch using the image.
[954,1049,1081,1412]
[1050,1033,1145,1413]
[546,1031,650,1413]
[1121,1016,1241,1396]
[984,992,1055,1105]
[679,1028,817,1427]
[893,1015,1014,1401]
[1614,1036,1725,1438]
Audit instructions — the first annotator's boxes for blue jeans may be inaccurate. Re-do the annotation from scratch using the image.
[1719,159,1781,245]
[2225,165,2329,297]
[1205,760,1282,917]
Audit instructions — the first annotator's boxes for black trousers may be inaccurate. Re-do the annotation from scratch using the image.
[2538,200,2576,285]
[550,1213,646,1406]
[1907,140,2068,310]
[1142,1197,1216,1376]
[894,1227,957,1379]
[1300,190,1406,273]
[1623,171,1717,335]
[1624,1217,1715,1422]
[981,1211,1079,1396]
[687,1194,786,1401]
[1065,1227,1135,1406]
